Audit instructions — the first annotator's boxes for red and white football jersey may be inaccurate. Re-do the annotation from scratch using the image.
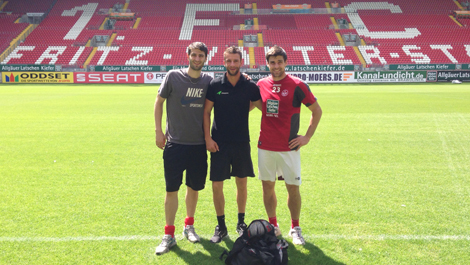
[257,74,317,151]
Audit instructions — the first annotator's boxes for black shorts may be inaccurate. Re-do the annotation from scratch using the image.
[163,142,207,192]
[210,142,255,181]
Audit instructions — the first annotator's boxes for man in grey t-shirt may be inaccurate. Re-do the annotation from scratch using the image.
[154,42,213,255]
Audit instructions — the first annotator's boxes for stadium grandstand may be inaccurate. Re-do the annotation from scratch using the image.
[1,0,470,70]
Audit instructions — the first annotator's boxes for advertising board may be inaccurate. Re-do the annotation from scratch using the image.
[144,72,167,84]
[144,72,214,84]
[74,72,145,83]
[93,65,161,72]
[2,72,73,83]
[355,71,427,83]
[389,64,455,71]
[287,72,355,83]
[437,71,470,82]
[426,71,437,82]
[1,64,57,72]
[284,65,354,71]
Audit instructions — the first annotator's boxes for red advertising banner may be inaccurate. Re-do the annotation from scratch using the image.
[109,12,135,20]
[453,10,470,18]
[272,4,311,9]
[110,12,135,17]
[74,72,145,83]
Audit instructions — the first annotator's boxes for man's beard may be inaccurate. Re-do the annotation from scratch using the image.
[227,68,240,76]
[190,61,204,71]
[271,68,284,78]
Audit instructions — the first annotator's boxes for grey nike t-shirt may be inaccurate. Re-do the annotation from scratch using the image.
[158,69,213,145]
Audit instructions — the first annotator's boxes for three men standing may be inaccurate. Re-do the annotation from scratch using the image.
[154,43,322,255]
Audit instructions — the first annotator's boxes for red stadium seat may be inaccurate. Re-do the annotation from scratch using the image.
[1,0,469,66]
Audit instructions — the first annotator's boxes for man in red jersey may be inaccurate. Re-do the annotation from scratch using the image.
[256,45,322,245]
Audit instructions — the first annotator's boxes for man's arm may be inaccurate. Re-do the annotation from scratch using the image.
[288,101,322,151]
[154,95,166,149]
[250,99,262,111]
[203,99,219,152]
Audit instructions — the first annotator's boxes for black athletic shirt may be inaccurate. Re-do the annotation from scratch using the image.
[206,73,261,143]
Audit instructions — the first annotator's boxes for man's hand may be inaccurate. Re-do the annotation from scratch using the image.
[288,135,311,151]
[242,72,251,81]
[206,138,219,153]
[155,131,166,149]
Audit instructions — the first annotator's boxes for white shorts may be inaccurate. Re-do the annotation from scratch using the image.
[258,148,301,186]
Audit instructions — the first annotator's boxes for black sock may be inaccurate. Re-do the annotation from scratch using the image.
[238,213,245,224]
[217,215,226,230]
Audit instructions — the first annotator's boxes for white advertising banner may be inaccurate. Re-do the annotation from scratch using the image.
[287,72,356,83]
[144,72,168,84]
[144,72,214,84]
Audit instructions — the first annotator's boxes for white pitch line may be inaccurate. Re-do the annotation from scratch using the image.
[303,235,470,241]
[0,235,159,242]
[1,234,469,242]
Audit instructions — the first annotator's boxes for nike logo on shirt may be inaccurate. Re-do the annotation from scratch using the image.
[181,88,204,105]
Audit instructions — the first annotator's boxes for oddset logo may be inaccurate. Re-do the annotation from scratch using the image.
[5,74,19,82]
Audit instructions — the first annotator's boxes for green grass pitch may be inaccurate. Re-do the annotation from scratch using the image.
[0,82,469,264]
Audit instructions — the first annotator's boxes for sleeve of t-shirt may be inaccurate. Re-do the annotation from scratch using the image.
[249,81,261,102]
[205,82,216,102]
[256,79,265,97]
[158,71,172,98]
[300,81,317,106]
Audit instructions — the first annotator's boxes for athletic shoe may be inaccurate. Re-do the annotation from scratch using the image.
[274,224,282,237]
[236,222,247,236]
[183,225,200,243]
[288,226,305,245]
[210,225,228,243]
[155,234,176,255]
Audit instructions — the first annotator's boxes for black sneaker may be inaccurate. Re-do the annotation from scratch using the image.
[236,222,247,236]
[210,225,228,243]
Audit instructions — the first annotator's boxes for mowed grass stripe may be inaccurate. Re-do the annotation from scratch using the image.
[1,83,469,265]
[1,234,469,242]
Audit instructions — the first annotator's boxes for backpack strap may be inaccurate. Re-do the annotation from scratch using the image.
[219,250,229,261]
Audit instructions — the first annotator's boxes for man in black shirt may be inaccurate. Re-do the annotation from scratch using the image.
[203,46,262,243]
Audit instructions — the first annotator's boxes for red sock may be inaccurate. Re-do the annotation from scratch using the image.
[291,219,299,228]
[164,225,175,238]
[185,217,194,226]
[268,217,278,227]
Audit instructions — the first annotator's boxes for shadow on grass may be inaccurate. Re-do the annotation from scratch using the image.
[172,237,235,265]
[288,241,345,265]
[171,236,343,265]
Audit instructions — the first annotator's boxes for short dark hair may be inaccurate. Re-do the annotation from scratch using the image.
[265,45,287,63]
[187,42,208,57]
[223,46,242,61]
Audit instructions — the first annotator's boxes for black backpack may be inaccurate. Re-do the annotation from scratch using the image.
[220,219,288,265]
